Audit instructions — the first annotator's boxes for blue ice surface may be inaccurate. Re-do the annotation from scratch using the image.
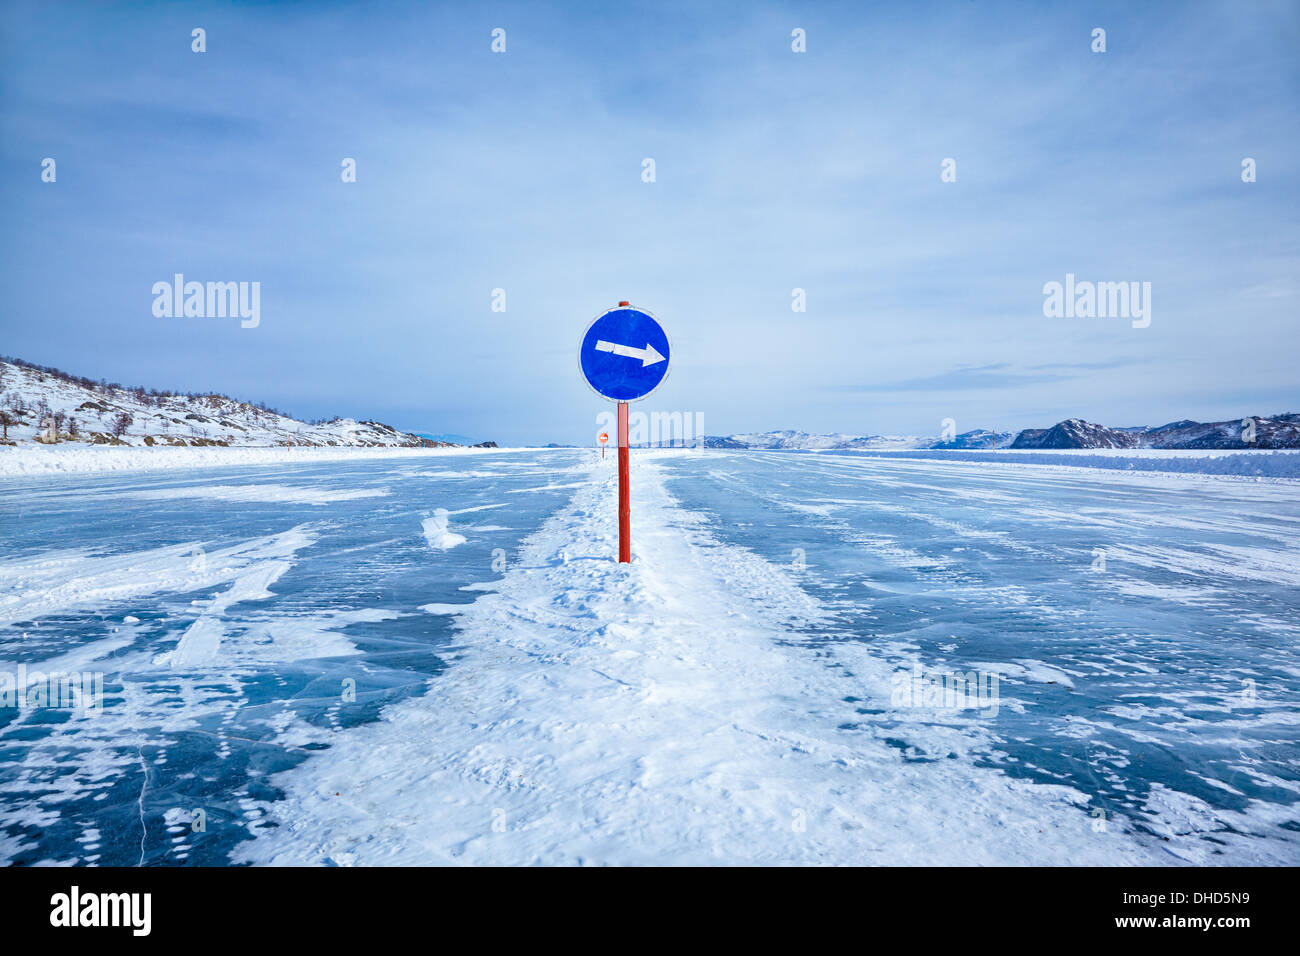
[0,451,586,865]
[658,450,1300,857]
[3,447,1297,865]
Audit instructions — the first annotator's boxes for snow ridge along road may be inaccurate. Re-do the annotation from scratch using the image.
[0,445,530,478]
[239,453,1160,866]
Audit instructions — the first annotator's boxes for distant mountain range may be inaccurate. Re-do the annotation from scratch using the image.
[706,428,1015,450]
[1010,415,1300,449]
[696,414,1300,451]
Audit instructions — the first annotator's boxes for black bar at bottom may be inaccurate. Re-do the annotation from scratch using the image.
[0,865,1285,943]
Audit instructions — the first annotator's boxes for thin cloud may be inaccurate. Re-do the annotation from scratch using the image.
[834,359,1141,393]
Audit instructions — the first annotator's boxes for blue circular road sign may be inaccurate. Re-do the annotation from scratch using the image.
[578,305,671,402]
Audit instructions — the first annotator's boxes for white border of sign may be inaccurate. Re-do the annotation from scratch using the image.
[577,304,673,403]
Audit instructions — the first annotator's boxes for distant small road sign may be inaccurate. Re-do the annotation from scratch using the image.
[579,305,671,402]
[598,432,609,444]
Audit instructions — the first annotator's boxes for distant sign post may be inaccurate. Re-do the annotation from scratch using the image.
[598,431,609,459]
[579,302,671,563]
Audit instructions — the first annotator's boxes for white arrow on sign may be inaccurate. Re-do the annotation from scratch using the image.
[595,340,666,367]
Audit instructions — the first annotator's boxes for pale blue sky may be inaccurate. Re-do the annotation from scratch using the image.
[2,0,1297,443]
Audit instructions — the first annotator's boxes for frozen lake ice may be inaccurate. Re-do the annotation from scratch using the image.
[1,448,1296,865]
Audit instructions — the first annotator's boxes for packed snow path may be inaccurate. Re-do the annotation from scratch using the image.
[239,457,1163,865]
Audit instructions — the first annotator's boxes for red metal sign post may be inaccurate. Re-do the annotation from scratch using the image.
[617,399,630,563]
[579,299,670,565]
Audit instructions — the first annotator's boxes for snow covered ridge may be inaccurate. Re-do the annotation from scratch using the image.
[0,444,534,478]
[704,413,1300,451]
[821,447,1300,479]
[0,357,448,450]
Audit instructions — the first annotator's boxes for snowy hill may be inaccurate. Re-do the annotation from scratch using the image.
[1013,415,1300,450]
[417,432,478,446]
[1142,414,1300,449]
[0,357,439,448]
[1011,418,1140,449]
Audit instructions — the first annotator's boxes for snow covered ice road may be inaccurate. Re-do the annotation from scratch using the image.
[1,449,1297,865]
